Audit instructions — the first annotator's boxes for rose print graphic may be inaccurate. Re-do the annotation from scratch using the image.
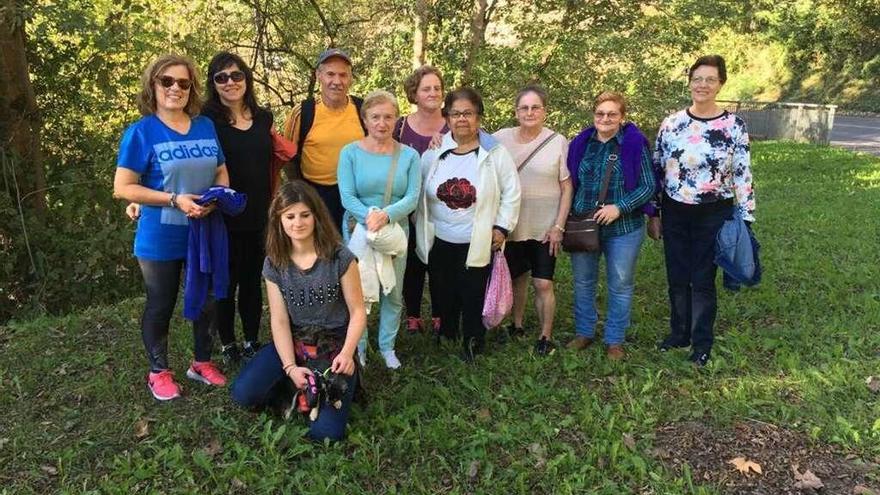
[436,177,477,209]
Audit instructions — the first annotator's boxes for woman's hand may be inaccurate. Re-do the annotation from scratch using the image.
[365,209,389,232]
[593,204,621,226]
[289,366,314,390]
[428,132,444,150]
[491,228,506,251]
[126,203,140,221]
[176,194,207,218]
[331,351,356,376]
[542,226,564,257]
[647,216,662,240]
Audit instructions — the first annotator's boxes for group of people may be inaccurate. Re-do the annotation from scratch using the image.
[114,49,754,441]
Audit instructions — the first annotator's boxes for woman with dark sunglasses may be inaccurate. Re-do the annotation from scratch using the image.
[201,51,277,366]
[113,53,230,401]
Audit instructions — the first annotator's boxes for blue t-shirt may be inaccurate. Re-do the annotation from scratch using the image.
[117,114,226,260]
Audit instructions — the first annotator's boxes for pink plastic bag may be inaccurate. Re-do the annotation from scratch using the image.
[482,251,513,329]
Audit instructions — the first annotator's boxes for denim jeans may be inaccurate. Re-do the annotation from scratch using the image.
[570,227,644,345]
[230,343,356,442]
[359,229,407,354]
[138,258,214,372]
[661,196,733,352]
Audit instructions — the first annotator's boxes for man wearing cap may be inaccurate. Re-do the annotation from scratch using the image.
[283,48,366,230]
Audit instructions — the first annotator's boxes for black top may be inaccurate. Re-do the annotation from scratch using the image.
[205,108,273,232]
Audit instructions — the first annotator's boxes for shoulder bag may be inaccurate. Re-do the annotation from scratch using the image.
[562,153,617,252]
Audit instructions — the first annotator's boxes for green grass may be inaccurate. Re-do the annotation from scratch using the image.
[2,142,880,494]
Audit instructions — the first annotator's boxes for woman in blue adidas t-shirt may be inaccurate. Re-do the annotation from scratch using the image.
[113,54,230,401]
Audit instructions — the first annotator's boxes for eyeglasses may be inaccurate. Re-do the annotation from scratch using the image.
[594,111,621,120]
[516,105,544,113]
[213,71,246,84]
[155,76,192,90]
[448,110,476,120]
[690,76,720,85]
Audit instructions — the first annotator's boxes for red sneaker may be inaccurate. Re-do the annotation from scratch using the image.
[406,317,422,334]
[186,361,227,386]
[432,317,441,334]
[147,370,182,401]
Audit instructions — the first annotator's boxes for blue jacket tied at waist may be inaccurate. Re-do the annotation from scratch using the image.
[184,186,247,320]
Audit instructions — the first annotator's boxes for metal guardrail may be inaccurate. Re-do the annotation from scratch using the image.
[718,100,837,145]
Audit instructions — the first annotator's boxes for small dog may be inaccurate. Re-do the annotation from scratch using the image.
[296,361,349,421]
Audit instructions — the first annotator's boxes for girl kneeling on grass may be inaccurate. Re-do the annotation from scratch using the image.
[231,181,366,442]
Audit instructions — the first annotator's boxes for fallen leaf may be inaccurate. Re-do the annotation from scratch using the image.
[792,465,824,490]
[729,456,763,475]
[854,485,879,495]
[467,460,480,481]
[201,438,223,458]
[866,376,880,394]
[231,477,246,490]
[623,433,636,451]
[134,418,150,439]
[476,408,491,420]
[40,464,58,476]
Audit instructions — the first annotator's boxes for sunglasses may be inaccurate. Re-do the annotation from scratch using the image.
[155,76,192,90]
[213,71,246,84]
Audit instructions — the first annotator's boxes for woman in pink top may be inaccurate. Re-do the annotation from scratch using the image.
[493,85,572,355]
[395,66,449,336]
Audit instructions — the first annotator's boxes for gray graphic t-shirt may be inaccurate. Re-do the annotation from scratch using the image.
[262,246,357,338]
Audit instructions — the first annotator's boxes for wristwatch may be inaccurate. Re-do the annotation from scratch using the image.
[169,192,178,208]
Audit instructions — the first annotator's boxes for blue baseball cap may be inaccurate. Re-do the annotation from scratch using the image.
[316,48,352,66]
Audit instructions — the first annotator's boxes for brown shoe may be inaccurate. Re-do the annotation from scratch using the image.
[567,336,594,351]
[607,345,625,361]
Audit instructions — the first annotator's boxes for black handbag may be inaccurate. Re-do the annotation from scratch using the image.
[562,153,618,253]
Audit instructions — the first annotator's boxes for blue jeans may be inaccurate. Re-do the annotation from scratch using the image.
[230,343,356,442]
[570,228,644,345]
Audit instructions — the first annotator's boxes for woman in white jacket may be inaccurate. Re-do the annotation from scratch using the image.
[415,87,521,363]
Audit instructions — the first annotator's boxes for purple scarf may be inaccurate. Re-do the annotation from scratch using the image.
[566,122,658,216]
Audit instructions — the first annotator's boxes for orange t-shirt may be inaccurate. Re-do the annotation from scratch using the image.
[284,98,364,185]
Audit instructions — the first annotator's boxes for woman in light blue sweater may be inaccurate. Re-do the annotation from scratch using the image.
[338,90,421,369]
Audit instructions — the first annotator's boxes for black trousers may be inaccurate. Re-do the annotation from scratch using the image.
[214,230,264,346]
[661,195,733,352]
[306,180,344,233]
[403,220,441,319]
[428,238,491,350]
[138,258,213,371]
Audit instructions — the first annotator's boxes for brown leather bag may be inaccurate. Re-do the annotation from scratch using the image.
[562,153,618,253]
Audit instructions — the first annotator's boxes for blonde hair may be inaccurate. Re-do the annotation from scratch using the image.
[360,90,400,121]
[137,54,201,117]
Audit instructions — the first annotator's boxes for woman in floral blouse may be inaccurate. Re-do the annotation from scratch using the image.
[653,54,755,367]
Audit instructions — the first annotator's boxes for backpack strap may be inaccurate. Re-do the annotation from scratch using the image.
[350,95,367,135]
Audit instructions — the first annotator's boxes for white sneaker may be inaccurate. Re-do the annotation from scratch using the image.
[381,350,401,369]
[358,351,367,368]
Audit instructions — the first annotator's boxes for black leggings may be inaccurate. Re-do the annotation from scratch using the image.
[215,230,264,345]
[138,258,213,372]
[306,180,344,233]
[403,220,440,319]
[428,238,490,350]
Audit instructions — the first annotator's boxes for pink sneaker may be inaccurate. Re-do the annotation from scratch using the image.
[186,361,227,386]
[432,317,441,334]
[148,370,182,401]
[406,317,422,334]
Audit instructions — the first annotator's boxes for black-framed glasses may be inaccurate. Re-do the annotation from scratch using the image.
[448,110,476,120]
[155,76,192,90]
[213,71,246,84]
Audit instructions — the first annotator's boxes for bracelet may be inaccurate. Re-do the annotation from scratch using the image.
[169,192,178,209]
[282,363,297,375]
[553,224,565,233]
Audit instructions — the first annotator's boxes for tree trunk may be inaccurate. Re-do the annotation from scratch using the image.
[412,0,429,68]
[0,2,46,212]
[461,0,488,87]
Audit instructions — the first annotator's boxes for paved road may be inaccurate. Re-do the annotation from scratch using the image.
[831,115,880,155]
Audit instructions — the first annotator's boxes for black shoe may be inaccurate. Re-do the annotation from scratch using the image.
[534,337,556,356]
[460,338,482,364]
[688,350,710,367]
[507,325,526,340]
[658,336,690,352]
[242,341,262,360]
[221,343,241,366]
